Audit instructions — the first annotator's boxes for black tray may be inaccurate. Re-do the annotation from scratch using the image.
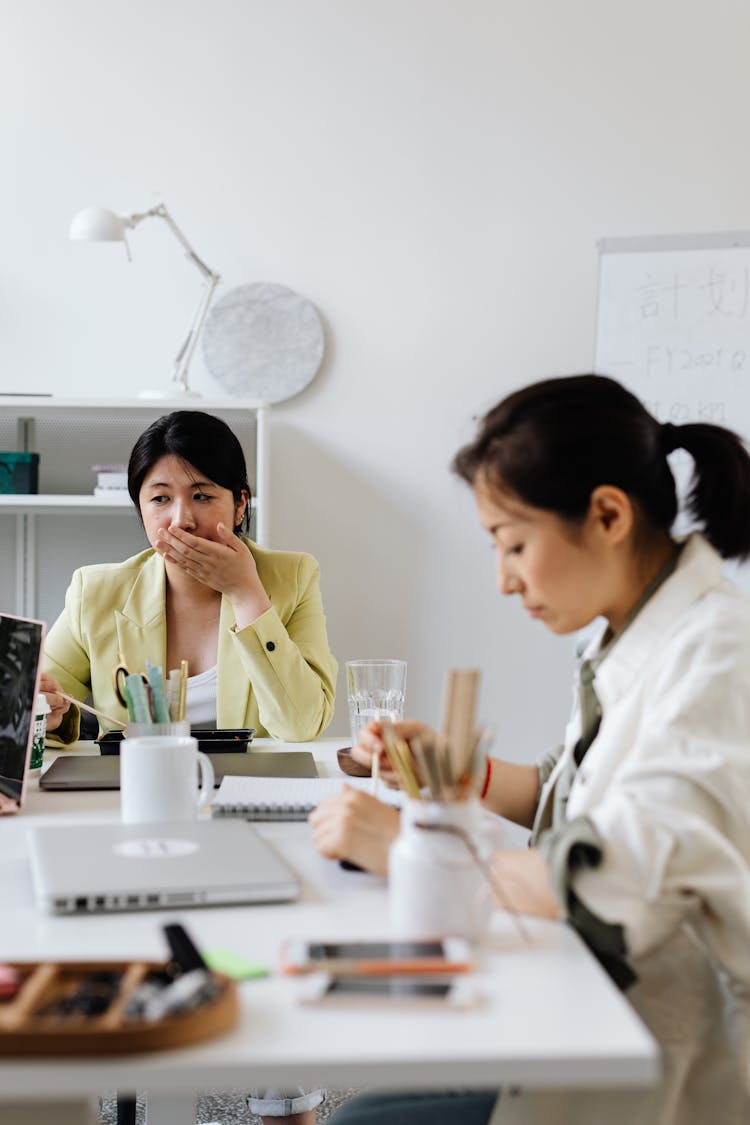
[98,728,255,755]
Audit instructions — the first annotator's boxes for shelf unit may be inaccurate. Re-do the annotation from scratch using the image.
[0,396,269,618]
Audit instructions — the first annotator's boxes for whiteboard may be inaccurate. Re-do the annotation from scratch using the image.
[594,230,750,589]
[594,231,750,436]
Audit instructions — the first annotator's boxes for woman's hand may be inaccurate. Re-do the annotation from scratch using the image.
[39,673,71,734]
[350,719,435,788]
[309,786,401,875]
[154,522,271,626]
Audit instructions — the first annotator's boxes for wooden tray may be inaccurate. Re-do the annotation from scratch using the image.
[337,747,370,778]
[0,960,239,1055]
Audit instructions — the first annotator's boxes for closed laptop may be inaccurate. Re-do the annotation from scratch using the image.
[28,818,300,914]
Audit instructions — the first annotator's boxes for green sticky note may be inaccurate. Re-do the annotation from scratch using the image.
[204,949,269,980]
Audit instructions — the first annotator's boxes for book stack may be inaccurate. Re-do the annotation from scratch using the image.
[92,464,128,498]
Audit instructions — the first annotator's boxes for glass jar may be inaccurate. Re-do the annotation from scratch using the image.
[388,797,492,940]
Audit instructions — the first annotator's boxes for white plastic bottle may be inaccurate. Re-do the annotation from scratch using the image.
[388,797,492,940]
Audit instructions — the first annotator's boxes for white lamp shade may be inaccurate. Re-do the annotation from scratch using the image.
[69,206,127,241]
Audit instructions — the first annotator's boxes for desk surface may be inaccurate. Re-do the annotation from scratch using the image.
[0,739,659,1099]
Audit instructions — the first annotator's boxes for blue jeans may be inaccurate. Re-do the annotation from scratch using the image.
[247,1086,326,1116]
[327,1090,498,1125]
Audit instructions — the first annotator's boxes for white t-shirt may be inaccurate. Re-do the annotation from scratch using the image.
[184,665,218,728]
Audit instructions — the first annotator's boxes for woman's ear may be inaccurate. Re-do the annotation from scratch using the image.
[234,489,250,531]
[588,485,633,544]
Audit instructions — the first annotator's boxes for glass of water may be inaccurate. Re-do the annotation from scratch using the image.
[346,659,407,748]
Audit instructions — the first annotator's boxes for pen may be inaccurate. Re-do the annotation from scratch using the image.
[370,747,380,797]
[178,660,189,722]
[56,691,127,729]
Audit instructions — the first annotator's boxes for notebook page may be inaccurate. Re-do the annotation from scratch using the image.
[211,775,404,820]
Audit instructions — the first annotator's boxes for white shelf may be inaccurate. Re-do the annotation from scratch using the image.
[0,492,262,514]
[0,493,133,513]
[0,395,269,418]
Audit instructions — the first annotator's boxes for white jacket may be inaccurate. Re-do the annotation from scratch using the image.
[506,534,750,1125]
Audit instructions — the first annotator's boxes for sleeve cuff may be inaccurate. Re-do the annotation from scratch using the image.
[537,815,636,990]
[47,705,81,746]
[232,605,283,652]
[535,744,564,789]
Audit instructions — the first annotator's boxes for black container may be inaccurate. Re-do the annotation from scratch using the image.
[98,728,255,755]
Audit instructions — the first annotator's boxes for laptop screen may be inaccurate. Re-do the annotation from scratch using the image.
[0,612,45,813]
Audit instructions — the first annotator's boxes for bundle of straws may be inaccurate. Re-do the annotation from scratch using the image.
[378,668,491,801]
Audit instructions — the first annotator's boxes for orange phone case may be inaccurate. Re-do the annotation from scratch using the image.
[279,941,473,976]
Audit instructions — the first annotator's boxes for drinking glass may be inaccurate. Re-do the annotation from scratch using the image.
[346,659,407,748]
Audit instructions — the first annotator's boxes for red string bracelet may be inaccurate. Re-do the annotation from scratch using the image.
[480,755,492,800]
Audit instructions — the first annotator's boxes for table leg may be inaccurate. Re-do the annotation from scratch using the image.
[117,1093,137,1124]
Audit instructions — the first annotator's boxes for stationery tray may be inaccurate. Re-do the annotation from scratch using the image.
[98,728,256,755]
[0,960,238,1055]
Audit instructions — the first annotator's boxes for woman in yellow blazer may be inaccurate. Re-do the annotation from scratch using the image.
[43,410,337,744]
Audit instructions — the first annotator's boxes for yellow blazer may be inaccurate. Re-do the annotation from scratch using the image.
[43,538,337,743]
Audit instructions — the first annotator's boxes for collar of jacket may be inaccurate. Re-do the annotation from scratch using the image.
[581,533,724,716]
[113,550,250,728]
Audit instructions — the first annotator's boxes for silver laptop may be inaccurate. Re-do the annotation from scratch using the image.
[28,818,300,914]
[0,611,45,815]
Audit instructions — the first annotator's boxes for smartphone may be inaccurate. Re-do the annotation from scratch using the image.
[296,973,482,1010]
[279,938,473,976]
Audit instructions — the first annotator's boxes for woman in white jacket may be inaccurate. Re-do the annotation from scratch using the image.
[312,374,750,1125]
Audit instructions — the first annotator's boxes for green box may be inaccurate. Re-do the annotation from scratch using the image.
[0,452,39,494]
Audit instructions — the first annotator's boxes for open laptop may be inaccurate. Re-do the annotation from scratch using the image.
[39,749,319,790]
[0,611,45,815]
[28,818,300,914]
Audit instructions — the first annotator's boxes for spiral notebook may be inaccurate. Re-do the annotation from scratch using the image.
[211,775,404,821]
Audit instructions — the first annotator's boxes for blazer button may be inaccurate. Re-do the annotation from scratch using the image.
[266,641,276,652]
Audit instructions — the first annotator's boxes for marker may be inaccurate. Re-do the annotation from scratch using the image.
[141,969,215,1020]
[163,923,207,973]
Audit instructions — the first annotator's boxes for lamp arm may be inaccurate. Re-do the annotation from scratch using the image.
[126,203,221,395]
[127,204,220,283]
[172,273,221,393]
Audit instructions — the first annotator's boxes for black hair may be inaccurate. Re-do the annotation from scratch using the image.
[452,373,750,560]
[127,411,251,534]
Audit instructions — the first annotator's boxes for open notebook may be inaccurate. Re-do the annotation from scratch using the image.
[211,775,404,821]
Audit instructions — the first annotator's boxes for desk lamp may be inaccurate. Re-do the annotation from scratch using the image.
[70,203,220,398]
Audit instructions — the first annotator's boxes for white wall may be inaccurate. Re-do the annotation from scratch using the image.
[2,0,749,752]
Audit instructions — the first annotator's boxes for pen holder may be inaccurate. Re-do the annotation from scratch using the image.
[388,798,492,940]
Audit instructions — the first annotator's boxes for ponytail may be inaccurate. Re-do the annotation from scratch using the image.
[670,422,750,560]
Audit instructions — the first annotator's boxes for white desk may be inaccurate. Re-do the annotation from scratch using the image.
[0,739,660,1125]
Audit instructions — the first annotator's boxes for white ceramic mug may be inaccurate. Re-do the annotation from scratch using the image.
[120,734,214,825]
